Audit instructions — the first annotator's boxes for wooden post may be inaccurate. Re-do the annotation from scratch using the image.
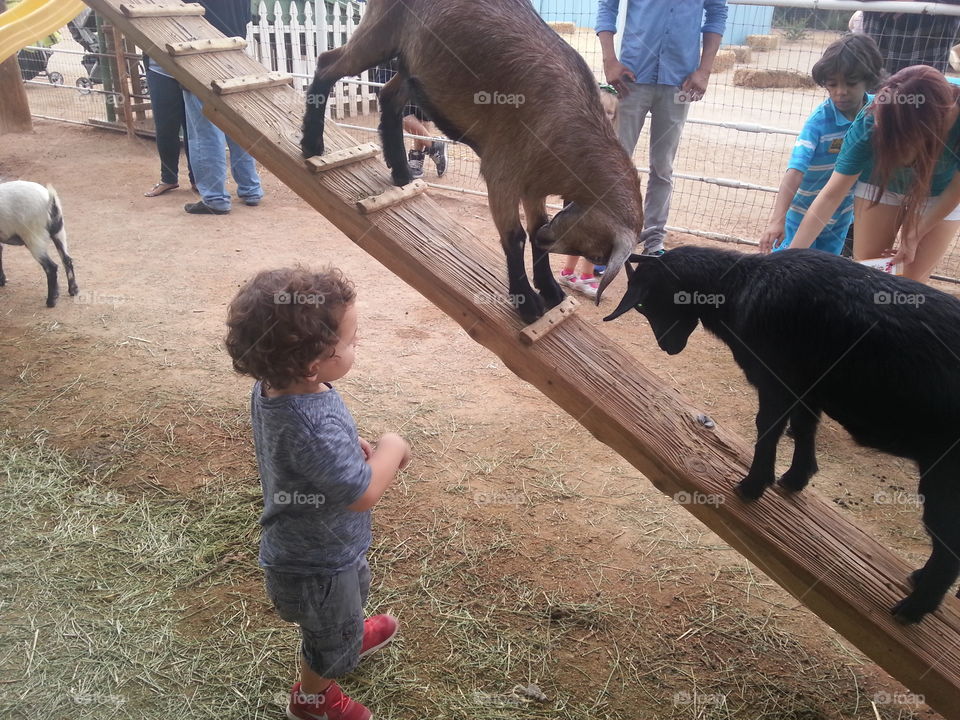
[0,0,33,134]
[77,2,960,717]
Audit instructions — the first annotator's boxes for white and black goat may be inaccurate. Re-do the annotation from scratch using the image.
[605,246,960,624]
[0,181,78,307]
[300,0,642,322]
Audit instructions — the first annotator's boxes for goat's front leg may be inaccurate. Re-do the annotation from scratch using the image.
[522,197,564,309]
[0,243,6,286]
[737,384,792,501]
[39,255,59,308]
[490,191,543,322]
[892,464,960,623]
[779,404,820,492]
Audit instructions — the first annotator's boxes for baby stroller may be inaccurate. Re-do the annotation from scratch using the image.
[17,30,63,85]
[68,8,103,93]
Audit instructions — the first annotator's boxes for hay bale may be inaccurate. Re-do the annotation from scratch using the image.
[548,21,576,34]
[724,45,752,64]
[712,49,736,73]
[746,34,779,51]
[733,68,815,89]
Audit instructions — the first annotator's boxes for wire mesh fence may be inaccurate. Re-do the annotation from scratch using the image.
[15,0,960,281]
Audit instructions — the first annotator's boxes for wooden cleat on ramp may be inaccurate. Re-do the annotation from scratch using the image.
[520,296,578,345]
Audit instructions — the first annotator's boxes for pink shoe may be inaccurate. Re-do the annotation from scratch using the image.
[569,273,599,299]
[287,681,370,720]
[558,269,577,288]
[359,613,399,659]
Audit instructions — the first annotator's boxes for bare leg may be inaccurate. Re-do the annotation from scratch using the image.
[904,219,960,282]
[300,657,334,695]
[852,196,901,260]
[402,115,431,152]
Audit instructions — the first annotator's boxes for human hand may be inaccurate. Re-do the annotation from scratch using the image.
[359,437,372,461]
[883,226,922,267]
[680,68,710,102]
[378,432,411,471]
[603,58,636,97]
[759,223,784,254]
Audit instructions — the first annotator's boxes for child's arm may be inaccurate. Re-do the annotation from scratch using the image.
[760,169,804,253]
[347,433,410,512]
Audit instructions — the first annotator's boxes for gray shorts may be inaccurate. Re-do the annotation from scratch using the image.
[264,558,370,677]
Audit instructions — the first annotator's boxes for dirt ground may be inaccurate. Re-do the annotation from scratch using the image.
[0,120,950,719]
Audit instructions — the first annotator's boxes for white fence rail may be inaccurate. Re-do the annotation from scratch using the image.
[245,0,376,119]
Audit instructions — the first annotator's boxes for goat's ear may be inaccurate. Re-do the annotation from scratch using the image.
[595,230,635,304]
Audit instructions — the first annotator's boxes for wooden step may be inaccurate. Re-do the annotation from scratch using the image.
[356,179,427,214]
[306,143,380,173]
[212,72,293,95]
[520,296,579,345]
[166,37,246,56]
[121,3,205,17]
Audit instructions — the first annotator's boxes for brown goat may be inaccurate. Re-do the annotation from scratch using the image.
[301,0,643,322]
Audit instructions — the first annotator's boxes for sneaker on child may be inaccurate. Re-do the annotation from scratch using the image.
[359,613,398,659]
[407,149,425,179]
[287,681,370,720]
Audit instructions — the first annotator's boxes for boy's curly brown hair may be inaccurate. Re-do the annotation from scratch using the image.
[225,267,356,390]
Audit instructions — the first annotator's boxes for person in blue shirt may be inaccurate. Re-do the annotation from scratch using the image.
[790,65,960,282]
[760,33,884,254]
[596,0,727,257]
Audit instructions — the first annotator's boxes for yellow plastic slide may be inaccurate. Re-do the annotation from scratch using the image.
[0,0,86,65]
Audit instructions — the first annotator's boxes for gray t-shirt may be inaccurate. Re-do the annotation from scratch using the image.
[251,381,372,575]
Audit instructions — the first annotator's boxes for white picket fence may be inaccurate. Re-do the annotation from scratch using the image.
[245,0,376,119]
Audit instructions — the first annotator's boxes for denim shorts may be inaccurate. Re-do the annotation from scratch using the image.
[264,558,370,677]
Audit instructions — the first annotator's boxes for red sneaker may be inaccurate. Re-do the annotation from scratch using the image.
[359,613,399,659]
[287,681,371,720]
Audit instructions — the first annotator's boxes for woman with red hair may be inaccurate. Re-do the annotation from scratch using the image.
[789,65,960,281]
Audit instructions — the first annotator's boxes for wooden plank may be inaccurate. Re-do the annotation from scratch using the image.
[306,143,380,173]
[211,71,293,95]
[520,296,579,345]
[120,2,205,17]
[356,179,427,214]
[166,37,246,56]
[77,2,960,717]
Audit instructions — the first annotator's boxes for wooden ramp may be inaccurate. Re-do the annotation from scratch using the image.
[82,1,960,716]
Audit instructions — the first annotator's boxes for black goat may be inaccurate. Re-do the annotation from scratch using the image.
[605,246,960,623]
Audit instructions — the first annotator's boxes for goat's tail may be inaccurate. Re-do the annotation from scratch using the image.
[45,184,66,245]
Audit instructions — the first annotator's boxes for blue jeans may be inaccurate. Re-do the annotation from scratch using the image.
[182,90,263,211]
[616,83,691,253]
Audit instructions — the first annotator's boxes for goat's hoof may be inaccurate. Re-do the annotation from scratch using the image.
[46,297,58,308]
[778,466,815,493]
[891,594,935,624]
[516,292,545,324]
[538,285,566,310]
[392,170,414,187]
[68,284,79,297]
[735,478,768,502]
[300,139,324,159]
